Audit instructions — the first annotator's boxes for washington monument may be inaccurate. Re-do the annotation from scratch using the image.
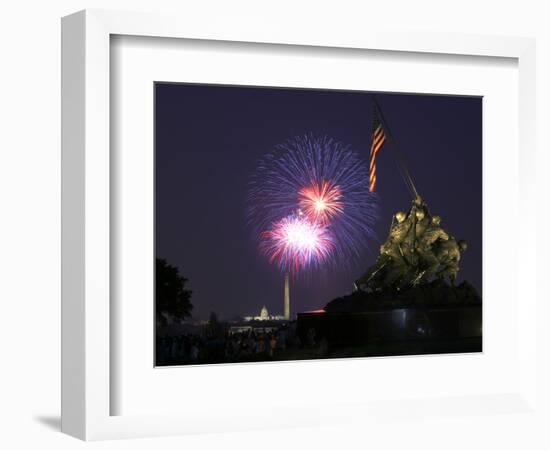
[284,272,290,320]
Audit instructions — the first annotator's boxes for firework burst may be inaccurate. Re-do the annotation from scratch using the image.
[261,214,334,272]
[247,134,379,272]
[298,179,344,224]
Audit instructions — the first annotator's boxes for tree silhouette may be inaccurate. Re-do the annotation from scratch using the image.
[156,258,193,326]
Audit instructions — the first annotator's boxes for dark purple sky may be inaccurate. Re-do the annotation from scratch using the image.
[155,83,482,320]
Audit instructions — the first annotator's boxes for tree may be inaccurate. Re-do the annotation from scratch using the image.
[156,258,193,326]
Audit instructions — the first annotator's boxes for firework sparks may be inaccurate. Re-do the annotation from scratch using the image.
[247,134,379,272]
[261,214,334,272]
[298,180,343,223]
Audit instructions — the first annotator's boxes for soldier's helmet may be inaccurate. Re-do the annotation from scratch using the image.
[432,215,442,226]
[415,209,426,221]
[395,211,406,223]
[458,240,468,251]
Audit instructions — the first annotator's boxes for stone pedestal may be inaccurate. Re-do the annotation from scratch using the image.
[296,305,482,356]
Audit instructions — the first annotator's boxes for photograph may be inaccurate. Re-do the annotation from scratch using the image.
[1,1,541,446]
[154,83,482,366]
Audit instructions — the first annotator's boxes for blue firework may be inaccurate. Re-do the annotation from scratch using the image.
[247,134,379,272]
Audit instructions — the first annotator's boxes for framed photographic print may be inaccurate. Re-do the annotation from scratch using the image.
[62,9,538,441]
[154,83,483,368]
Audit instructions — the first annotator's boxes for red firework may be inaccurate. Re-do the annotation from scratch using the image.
[298,180,344,224]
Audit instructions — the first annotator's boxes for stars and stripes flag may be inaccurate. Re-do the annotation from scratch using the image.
[369,107,387,192]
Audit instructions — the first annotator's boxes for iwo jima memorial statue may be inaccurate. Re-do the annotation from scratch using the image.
[297,100,482,356]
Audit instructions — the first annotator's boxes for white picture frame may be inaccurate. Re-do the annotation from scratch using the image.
[61,9,537,441]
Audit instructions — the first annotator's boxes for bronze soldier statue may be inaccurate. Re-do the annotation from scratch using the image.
[415,215,449,283]
[434,238,467,285]
[355,210,411,290]
[355,196,467,291]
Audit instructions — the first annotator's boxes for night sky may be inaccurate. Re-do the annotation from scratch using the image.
[155,84,482,320]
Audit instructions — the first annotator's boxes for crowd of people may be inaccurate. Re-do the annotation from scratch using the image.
[156,325,308,366]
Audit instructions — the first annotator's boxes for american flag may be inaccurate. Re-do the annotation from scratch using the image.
[369,107,387,192]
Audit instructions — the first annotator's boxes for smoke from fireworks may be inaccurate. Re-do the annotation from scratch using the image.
[247,134,379,272]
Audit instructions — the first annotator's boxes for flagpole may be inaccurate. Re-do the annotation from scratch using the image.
[372,96,420,200]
